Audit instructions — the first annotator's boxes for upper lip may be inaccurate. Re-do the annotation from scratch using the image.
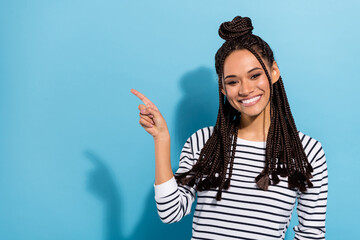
[239,94,262,102]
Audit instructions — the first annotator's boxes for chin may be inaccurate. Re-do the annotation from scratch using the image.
[240,108,265,117]
[229,102,266,117]
[241,112,261,118]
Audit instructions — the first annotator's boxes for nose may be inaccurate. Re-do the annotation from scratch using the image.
[238,80,254,96]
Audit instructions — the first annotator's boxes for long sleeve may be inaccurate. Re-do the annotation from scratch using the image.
[153,135,198,224]
[294,143,328,239]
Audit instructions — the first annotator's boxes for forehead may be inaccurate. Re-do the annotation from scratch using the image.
[223,49,262,75]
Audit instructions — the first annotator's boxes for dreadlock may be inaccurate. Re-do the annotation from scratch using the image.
[175,16,313,201]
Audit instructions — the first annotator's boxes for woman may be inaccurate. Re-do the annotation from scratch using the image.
[131,16,328,240]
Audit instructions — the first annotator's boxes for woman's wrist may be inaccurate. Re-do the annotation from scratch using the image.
[153,132,170,142]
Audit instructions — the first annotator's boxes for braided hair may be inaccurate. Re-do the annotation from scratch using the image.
[175,16,313,201]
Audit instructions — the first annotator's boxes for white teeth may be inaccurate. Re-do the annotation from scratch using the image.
[241,95,260,104]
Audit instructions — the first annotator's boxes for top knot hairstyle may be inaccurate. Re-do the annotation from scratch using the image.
[219,16,253,40]
[175,16,313,201]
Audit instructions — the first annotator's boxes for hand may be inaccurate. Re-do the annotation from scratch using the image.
[131,89,170,140]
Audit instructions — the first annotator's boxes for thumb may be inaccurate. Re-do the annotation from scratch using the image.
[146,106,159,116]
[146,107,162,122]
[138,104,148,114]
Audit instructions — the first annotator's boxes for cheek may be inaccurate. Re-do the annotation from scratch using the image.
[226,87,239,98]
[257,78,271,93]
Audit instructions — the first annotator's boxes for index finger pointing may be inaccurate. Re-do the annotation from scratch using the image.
[130,89,158,110]
[131,89,153,105]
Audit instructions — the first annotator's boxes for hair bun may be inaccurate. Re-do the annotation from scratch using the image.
[218,16,253,40]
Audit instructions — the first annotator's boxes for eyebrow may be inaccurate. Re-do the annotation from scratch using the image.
[224,67,262,80]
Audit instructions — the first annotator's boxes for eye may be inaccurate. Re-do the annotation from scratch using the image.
[226,81,237,85]
[251,73,261,80]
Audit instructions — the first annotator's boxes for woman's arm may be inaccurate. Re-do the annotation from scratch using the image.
[132,89,200,224]
[131,89,174,185]
[294,143,328,240]
[154,133,199,224]
[154,134,173,185]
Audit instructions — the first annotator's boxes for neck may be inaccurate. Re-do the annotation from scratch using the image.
[238,103,272,142]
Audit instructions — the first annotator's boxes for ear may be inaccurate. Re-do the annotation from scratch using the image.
[271,61,280,84]
[221,88,226,96]
[220,79,226,96]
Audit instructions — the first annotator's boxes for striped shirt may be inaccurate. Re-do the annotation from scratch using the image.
[154,126,328,240]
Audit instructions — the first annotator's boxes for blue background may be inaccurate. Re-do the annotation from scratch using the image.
[1,0,359,239]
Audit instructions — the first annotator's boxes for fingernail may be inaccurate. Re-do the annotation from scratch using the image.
[140,109,146,114]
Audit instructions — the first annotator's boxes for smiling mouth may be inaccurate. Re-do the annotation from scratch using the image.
[239,95,262,106]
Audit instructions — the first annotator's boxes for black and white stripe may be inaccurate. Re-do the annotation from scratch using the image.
[154,126,328,240]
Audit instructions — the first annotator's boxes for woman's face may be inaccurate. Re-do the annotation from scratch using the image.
[221,49,280,119]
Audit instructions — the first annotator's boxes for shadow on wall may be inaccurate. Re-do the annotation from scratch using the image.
[85,150,194,240]
[85,150,122,239]
[84,67,219,239]
[174,66,219,157]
